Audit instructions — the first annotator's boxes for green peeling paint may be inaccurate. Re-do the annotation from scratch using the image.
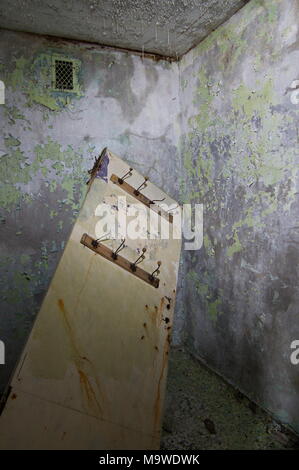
[187,271,223,323]
[227,232,243,258]
[0,133,91,213]
[207,298,222,323]
[180,0,298,349]
[2,52,83,113]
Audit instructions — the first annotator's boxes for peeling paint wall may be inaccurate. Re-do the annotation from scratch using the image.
[0,29,181,395]
[179,0,299,432]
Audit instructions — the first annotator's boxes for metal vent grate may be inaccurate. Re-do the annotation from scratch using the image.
[55,60,74,91]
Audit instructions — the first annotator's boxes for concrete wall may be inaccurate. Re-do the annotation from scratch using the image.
[1,0,299,436]
[179,0,299,432]
[0,30,181,395]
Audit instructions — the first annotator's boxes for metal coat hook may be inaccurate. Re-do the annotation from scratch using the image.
[130,247,146,272]
[149,261,162,283]
[134,177,148,196]
[91,233,110,248]
[118,168,133,185]
[151,197,165,204]
[111,238,125,260]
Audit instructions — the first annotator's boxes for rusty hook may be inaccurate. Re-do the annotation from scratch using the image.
[118,168,133,185]
[149,261,162,283]
[111,238,125,260]
[130,247,146,272]
[150,197,165,204]
[134,176,148,196]
[91,233,110,248]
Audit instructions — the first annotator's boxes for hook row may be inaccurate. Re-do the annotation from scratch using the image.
[110,239,162,281]
[81,233,162,288]
[117,168,168,203]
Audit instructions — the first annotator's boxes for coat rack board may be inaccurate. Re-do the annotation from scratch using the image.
[0,148,181,449]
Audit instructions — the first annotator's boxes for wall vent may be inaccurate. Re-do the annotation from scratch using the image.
[51,55,81,94]
[55,59,74,91]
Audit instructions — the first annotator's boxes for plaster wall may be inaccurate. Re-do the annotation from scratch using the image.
[0,29,181,395]
[179,0,299,433]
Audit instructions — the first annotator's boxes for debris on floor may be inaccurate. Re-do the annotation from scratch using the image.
[162,348,299,450]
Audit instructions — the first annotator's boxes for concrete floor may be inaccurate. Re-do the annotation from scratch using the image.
[162,348,299,450]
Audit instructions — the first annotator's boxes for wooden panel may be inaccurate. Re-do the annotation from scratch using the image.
[0,390,158,450]
[0,149,181,449]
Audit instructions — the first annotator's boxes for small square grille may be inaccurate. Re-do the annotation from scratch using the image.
[55,60,74,90]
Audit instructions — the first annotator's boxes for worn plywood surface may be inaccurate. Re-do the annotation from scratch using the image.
[0,149,181,449]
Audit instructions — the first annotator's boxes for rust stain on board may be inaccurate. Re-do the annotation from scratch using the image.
[145,298,165,327]
[152,332,171,436]
[57,298,104,416]
[58,298,81,358]
[78,368,102,415]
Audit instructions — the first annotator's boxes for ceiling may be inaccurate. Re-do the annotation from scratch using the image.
[0,0,249,59]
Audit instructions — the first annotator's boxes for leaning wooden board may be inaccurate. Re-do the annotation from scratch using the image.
[0,149,181,449]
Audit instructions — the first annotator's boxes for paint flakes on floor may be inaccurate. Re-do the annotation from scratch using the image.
[162,348,299,450]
